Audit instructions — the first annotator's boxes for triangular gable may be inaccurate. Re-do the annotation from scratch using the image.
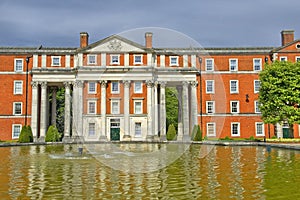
[271,39,300,52]
[80,35,148,53]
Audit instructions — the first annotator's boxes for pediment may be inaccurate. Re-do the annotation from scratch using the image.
[82,35,147,53]
[272,39,300,52]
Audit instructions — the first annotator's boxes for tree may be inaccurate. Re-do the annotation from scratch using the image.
[259,61,300,130]
[166,87,178,132]
[191,125,202,141]
[45,125,61,142]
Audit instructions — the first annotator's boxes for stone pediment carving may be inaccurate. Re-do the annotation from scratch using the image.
[86,35,146,53]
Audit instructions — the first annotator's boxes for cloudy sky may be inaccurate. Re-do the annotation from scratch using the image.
[0,0,299,48]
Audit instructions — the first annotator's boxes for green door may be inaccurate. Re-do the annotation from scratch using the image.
[283,127,294,138]
[110,119,120,141]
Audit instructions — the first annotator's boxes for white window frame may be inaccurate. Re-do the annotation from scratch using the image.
[206,80,214,94]
[254,80,260,93]
[134,54,143,64]
[170,56,179,66]
[111,100,120,114]
[13,102,22,115]
[88,100,96,114]
[134,81,143,93]
[230,80,239,94]
[14,59,23,72]
[207,122,216,137]
[296,56,300,62]
[253,58,262,71]
[111,81,120,94]
[134,100,143,114]
[280,56,287,62]
[110,54,120,65]
[51,56,61,66]
[254,101,261,113]
[14,81,23,95]
[88,123,96,136]
[88,82,97,94]
[255,122,265,136]
[135,122,142,137]
[205,58,214,71]
[231,122,240,136]
[12,124,22,139]
[230,101,239,113]
[88,54,97,65]
[206,101,215,114]
[229,59,238,71]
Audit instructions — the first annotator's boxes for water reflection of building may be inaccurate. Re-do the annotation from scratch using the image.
[1,30,300,141]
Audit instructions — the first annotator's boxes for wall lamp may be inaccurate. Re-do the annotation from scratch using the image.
[245,94,249,102]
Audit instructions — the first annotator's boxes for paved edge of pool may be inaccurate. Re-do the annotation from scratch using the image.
[1,140,300,151]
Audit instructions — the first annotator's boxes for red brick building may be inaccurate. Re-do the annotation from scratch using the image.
[0,30,299,141]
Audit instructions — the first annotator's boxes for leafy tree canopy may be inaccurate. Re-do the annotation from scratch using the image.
[259,61,300,125]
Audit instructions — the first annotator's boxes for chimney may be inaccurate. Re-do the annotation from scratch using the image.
[281,30,294,46]
[145,32,153,48]
[80,32,89,48]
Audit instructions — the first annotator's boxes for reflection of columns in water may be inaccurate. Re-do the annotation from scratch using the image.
[64,82,71,138]
[51,87,57,126]
[230,147,243,199]
[40,81,47,141]
[206,147,218,199]
[123,80,131,139]
[182,81,190,137]
[31,81,39,140]
[100,80,107,141]
[160,81,166,139]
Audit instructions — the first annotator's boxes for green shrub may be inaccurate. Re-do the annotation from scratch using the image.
[249,136,255,141]
[18,125,33,143]
[45,125,61,142]
[192,125,202,141]
[167,124,177,140]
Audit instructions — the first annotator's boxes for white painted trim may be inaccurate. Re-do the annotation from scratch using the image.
[134,100,143,114]
[229,58,238,71]
[87,100,97,114]
[230,101,239,114]
[206,101,215,114]
[101,53,106,66]
[88,54,97,65]
[88,82,97,94]
[253,58,262,71]
[110,54,120,65]
[169,56,179,66]
[205,58,214,71]
[160,55,165,67]
[14,58,23,72]
[134,81,143,93]
[124,53,129,66]
[205,80,215,94]
[254,101,261,113]
[13,80,23,95]
[254,80,260,93]
[183,55,188,68]
[65,55,70,68]
[111,81,120,94]
[111,100,120,114]
[230,80,239,94]
[134,54,143,65]
[255,122,265,136]
[12,124,22,139]
[51,56,61,66]
[207,122,216,137]
[231,122,240,137]
[13,102,22,115]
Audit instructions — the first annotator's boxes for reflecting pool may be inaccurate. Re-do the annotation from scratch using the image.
[0,144,300,199]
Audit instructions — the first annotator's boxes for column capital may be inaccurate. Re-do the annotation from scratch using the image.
[74,80,84,88]
[122,80,131,87]
[160,81,167,88]
[31,81,39,88]
[63,81,71,89]
[146,80,154,87]
[182,81,189,87]
[99,80,107,87]
[40,81,47,89]
[190,81,198,87]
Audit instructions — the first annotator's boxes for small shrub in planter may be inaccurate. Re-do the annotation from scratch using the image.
[192,125,202,141]
[167,124,177,141]
[45,125,61,142]
[18,125,33,143]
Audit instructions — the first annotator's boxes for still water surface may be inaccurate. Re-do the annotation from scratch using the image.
[0,144,300,199]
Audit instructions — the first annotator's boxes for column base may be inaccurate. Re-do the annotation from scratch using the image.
[99,135,107,141]
[37,136,45,143]
[182,135,191,142]
[72,136,85,143]
[33,136,38,143]
[62,136,73,143]
[160,135,167,142]
[146,135,154,141]
[123,135,131,141]
[153,135,160,142]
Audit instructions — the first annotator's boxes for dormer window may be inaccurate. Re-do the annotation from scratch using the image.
[111,54,120,65]
[170,56,178,66]
[51,56,61,66]
[88,55,96,64]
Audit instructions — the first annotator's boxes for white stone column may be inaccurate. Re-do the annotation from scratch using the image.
[177,86,183,139]
[39,81,47,142]
[100,80,107,141]
[72,82,78,137]
[160,81,167,140]
[182,81,190,141]
[63,82,71,141]
[276,123,283,138]
[51,87,57,126]
[154,81,159,139]
[146,80,153,140]
[123,80,131,140]
[31,81,39,141]
[77,81,84,140]
[190,81,198,128]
